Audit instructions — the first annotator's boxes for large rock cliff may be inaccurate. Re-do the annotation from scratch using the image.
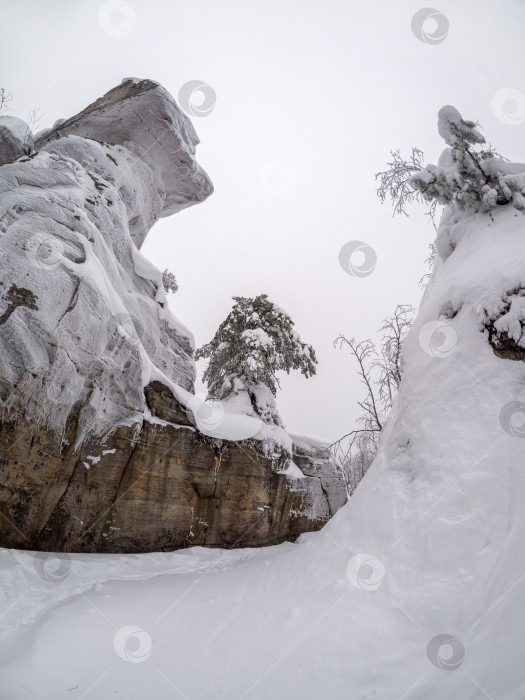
[0,78,346,552]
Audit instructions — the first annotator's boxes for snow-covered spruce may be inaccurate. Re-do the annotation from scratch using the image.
[196,294,317,454]
[410,105,525,219]
[377,106,525,247]
[412,108,525,360]
[378,104,525,363]
[161,268,178,294]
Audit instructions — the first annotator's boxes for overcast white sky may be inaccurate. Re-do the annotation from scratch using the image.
[3,0,525,441]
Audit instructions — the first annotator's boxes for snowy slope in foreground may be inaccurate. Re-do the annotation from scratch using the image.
[2,204,525,697]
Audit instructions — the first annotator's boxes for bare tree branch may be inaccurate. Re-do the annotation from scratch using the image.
[419,243,437,289]
[26,108,44,134]
[375,148,425,217]
[0,88,12,115]
[331,305,415,495]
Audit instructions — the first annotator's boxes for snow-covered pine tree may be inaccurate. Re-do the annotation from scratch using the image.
[195,294,317,426]
[410,105,508,212]
[162,269,178,294]
[377,105,525,221]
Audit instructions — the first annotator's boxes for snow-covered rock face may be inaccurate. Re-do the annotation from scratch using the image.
[0,116,34,165]
[326,183,525,694]
[0,79,346,553]
[35,78,214,247]
[0,79,211,445]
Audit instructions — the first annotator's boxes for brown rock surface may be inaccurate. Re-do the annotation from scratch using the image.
[0,383,344,552]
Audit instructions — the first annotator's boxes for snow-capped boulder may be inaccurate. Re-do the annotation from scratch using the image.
[0,116,34,165]
[0,79,345,553]
[291,433,347,515]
